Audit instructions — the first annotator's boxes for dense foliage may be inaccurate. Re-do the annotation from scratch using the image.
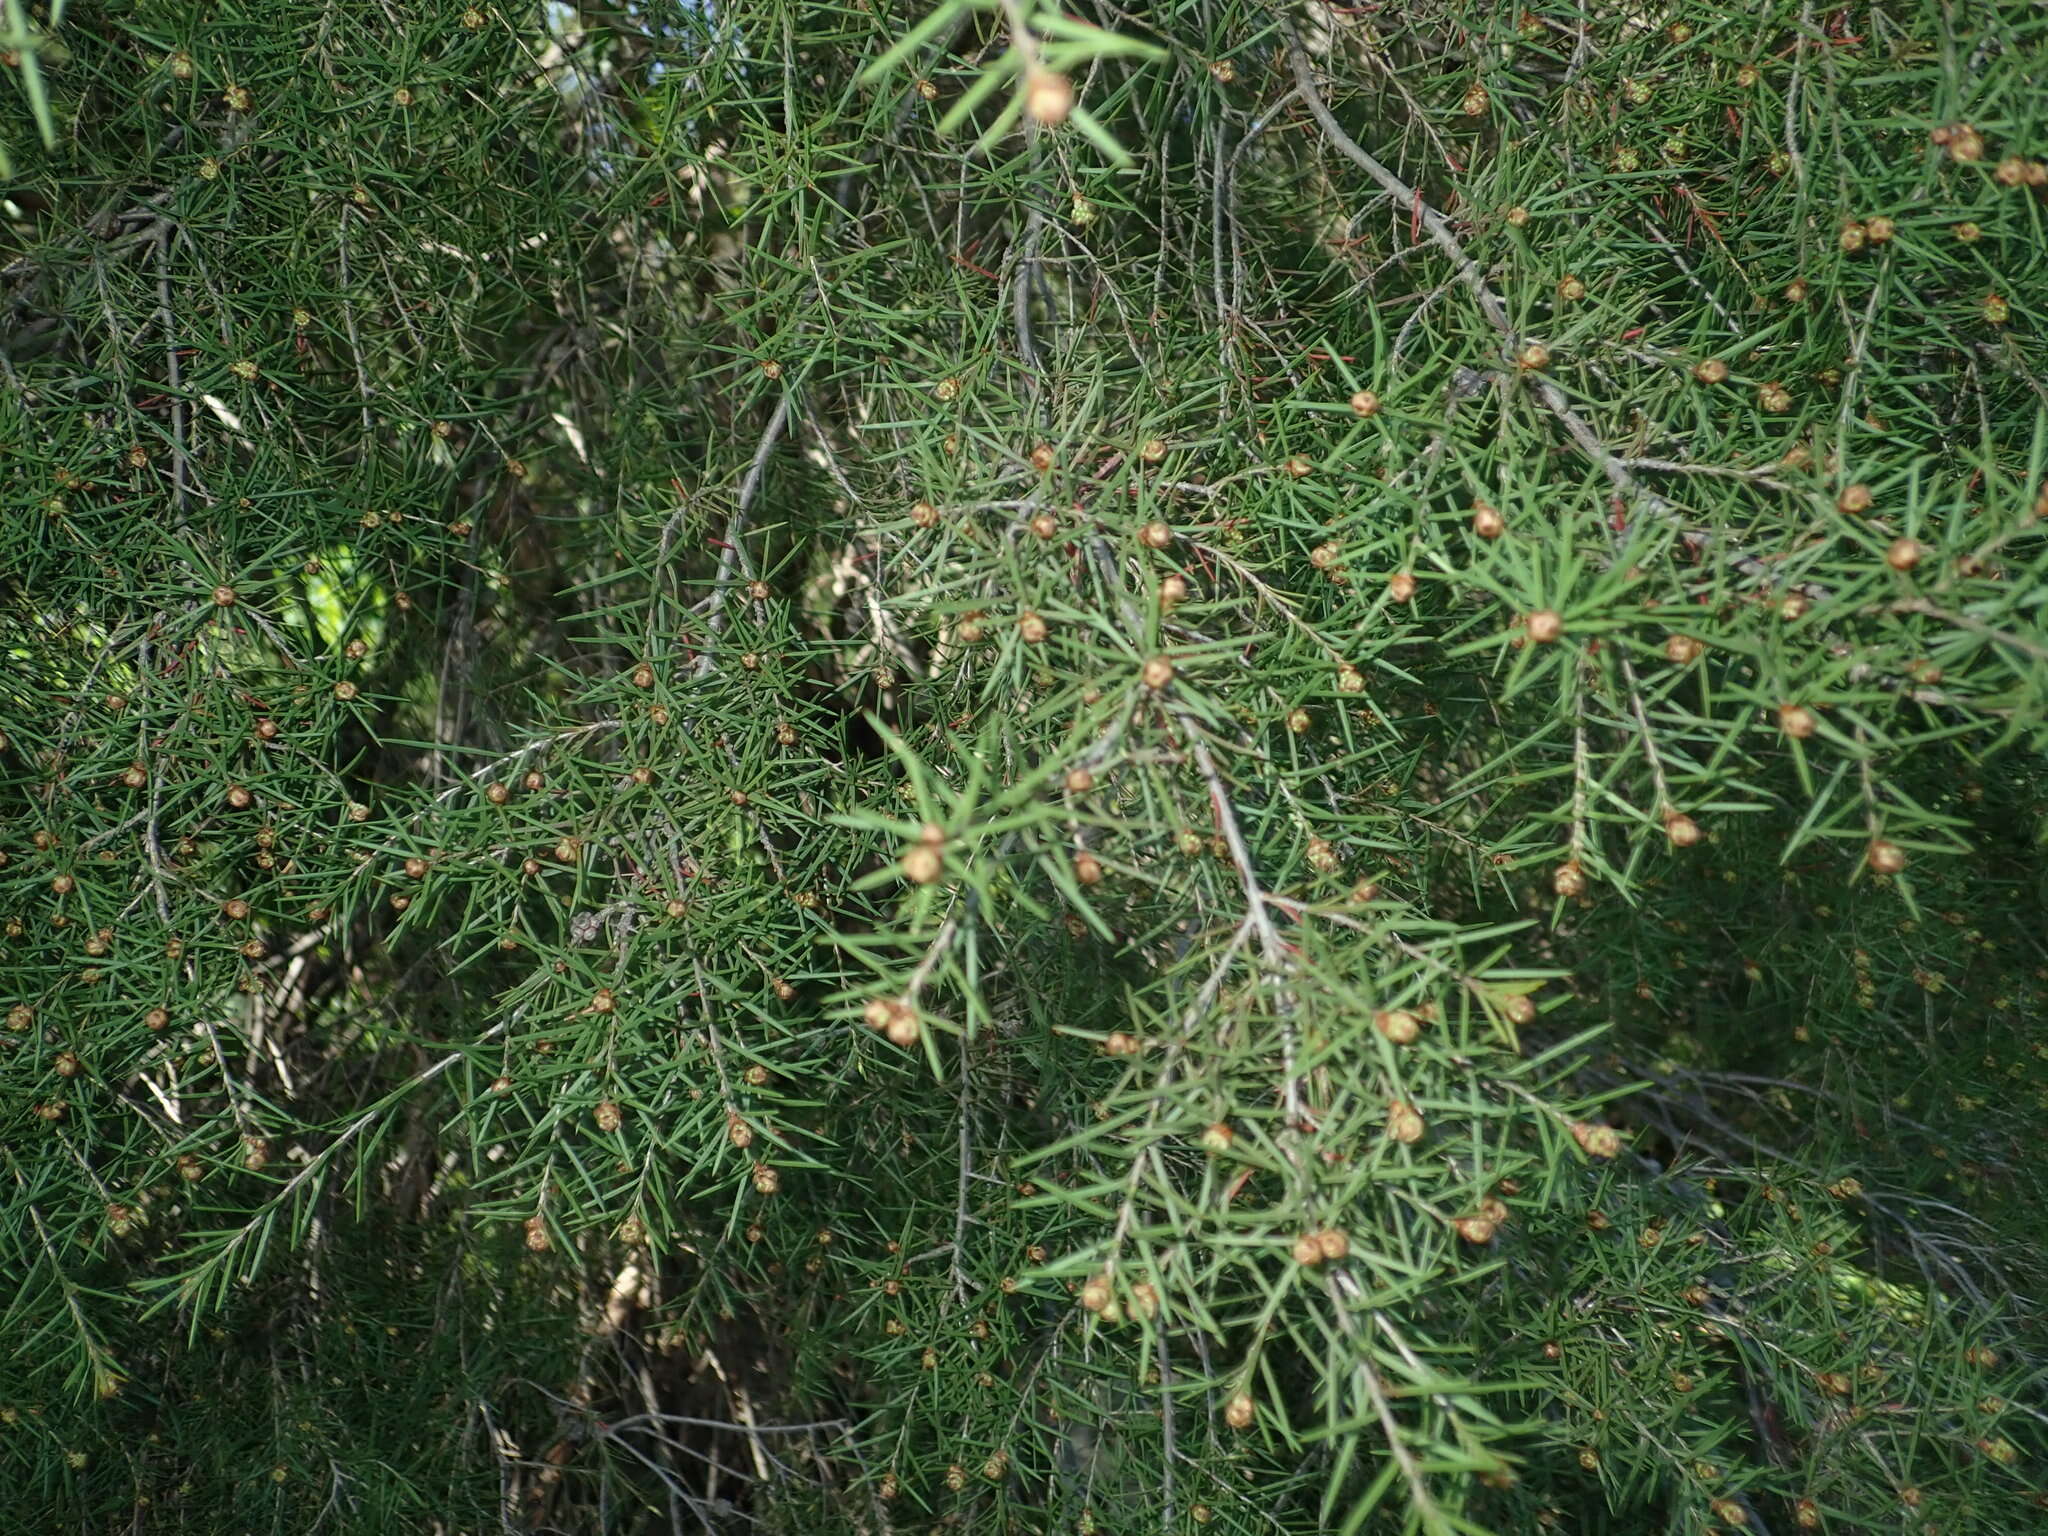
[5,1,2047,1531]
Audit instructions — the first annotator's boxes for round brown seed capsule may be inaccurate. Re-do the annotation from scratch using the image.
[1778,704,1818,739]
[1349,389,1381,418]
[1885,537,1923,571]
[1571,1121,1621,1158]
[1139,520,1173,550]
[1525,610,1563,644]
[1386,1102,1425,1144]
[1866,839,1906,875]
[1837,483,1872,513]
[1472,502,1506,539]
[1692,358,1728,385]
[1024,68,1073,126]
[1375,1009,1419,1044]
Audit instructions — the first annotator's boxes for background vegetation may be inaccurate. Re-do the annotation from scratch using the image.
[4,1,2046,1531]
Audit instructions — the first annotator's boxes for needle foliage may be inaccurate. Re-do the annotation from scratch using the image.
[4,1,2047,1532]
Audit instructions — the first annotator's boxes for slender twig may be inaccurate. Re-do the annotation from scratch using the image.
[1185,539,1352,664]
[1013,202,1046,380]
[1282,29,1808,598]
[421,720,621,815]
[152,1017,516,1309]
[8,1179,123,1391]
[156,228,190,520]
[337,208,374,433]
[1887,598,2048,662]
[1614,456,1799,494]
[1784,1,1813,192]
[1324,1266,1448,1534]
[1566,674,1592,873]
[1616,653,1673,815]
[694,396,791,678]
[951,1062,975,1308]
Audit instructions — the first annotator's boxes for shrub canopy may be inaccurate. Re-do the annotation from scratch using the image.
[3,2,2047,1532]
